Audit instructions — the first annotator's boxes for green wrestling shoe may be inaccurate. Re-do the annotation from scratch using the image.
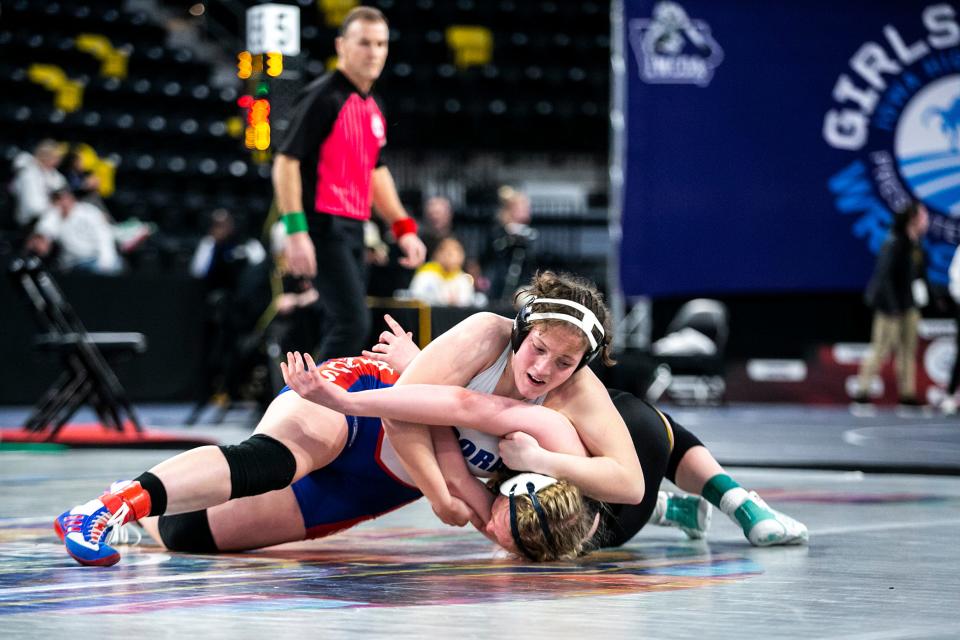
[731,491,808,547]
[650,491,712,540]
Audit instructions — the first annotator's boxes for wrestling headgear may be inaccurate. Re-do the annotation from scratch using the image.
[511,297,605,370]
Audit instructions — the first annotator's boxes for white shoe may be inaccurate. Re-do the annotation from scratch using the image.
[940,396,957,416]
[732,491,808,547]
[649,491,712,540]
[849,401,877,417]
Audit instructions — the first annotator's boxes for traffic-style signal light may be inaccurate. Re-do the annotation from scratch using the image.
[266,52,283,77]
[237,51,252,79]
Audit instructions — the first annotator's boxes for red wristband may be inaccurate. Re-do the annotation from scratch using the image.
[391,218,418,238]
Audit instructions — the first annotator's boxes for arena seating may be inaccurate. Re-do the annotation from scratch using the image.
[1,0,610,280]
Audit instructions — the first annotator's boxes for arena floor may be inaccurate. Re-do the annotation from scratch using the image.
[2,404,959,639]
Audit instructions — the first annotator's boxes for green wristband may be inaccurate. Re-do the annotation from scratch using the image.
[282,211,308,234]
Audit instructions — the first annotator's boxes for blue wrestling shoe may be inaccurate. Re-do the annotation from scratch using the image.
[56,496,130,566]
[55,481,152,566]
[54,481,144,547]
[649,491,712,540]
[732,491,808,547]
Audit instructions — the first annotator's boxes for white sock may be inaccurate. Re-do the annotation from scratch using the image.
[718,487,751,517]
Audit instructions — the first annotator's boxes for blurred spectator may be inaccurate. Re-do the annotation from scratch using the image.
[420,194,487,296]
[11,139,67,228]
[226,222,322,407]
[409,236,480,307]
[420,195,454,257]
[482,185,538,302]
[190,208,266,289]
[187,209,269,422]
[854,201,929,408]
[262,221,323,359]
[30,188,122,275]
[56,145,155,254]
[59,148,109,213]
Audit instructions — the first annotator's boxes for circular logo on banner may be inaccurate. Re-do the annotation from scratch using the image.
[895,75,960,218]
[823,5,960,286]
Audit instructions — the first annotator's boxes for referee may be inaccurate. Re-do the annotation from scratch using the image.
[272,6,425,362]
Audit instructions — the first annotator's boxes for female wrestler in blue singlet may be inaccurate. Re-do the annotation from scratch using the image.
[56,270,634,566]
[54,354,596,565]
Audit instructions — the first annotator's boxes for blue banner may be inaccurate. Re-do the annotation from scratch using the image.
[619,1,960,296]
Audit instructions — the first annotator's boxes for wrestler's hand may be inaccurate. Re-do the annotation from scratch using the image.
[362,314,420,373]
[446,474,493,524]
[431,494,474,527]
[280,351,349,413]
[396,233,427,269]
[499,431,549,473]
[284,232,317,277]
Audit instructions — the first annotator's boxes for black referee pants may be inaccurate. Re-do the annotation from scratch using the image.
[309,214,371,362]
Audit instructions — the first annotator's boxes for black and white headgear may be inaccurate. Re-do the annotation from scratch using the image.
[511,297,605,370]
[500,472,559,560]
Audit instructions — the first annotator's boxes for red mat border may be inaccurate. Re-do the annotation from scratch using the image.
[0,422,216,448]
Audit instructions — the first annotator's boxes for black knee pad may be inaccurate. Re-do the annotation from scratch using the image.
[665,421,705,483]
[219,433,297,500]
[158,510,218,553]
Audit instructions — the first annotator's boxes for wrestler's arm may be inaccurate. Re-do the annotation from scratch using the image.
[361,315,498,531]
[286,314,499,519]
[343,384,587,456]
[282,349,587,458]
[431,427,495,528]
[344,320,643,506]
[379,314,510,521]
[505,371,646,505]
[282,348,638,503]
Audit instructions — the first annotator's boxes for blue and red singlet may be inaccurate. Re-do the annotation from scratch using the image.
[283,357,421,539]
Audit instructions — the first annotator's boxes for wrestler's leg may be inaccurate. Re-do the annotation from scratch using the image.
[671,444,723,494]
[667,423,807,547]
[139,487,306,552]
[147,391,347,514]
[143,443,422,554]
[57,392,347,565]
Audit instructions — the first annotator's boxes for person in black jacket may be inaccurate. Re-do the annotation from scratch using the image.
[854,201,929,406]
[481,186,538,303]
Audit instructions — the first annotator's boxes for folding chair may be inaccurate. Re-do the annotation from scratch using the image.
[8,256,146,439]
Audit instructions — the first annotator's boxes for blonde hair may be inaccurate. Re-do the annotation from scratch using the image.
[34,139,64,162]
[496,185,529,225]
[509,480,597,561]
[498,185,521,207]
[517,270,616,367]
